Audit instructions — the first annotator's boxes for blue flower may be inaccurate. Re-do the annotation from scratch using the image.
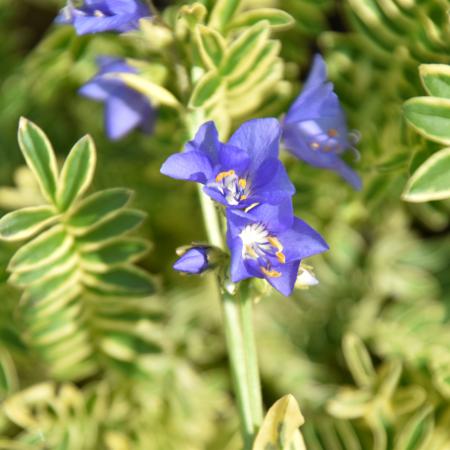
[226,200,328,296]
[173,247,210,275]
[283,54,362,190]
[56,0,150,35]
[161,119,295,208]
[79,57,156,140]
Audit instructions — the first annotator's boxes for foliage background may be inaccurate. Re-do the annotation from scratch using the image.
[0,0,449,449]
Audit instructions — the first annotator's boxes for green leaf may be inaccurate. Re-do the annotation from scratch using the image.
[18,118,58,203]
[228,8,295,31]
[27,268,77,305]
[178,3,207,28]
[76,210,146,247]
[403,97,450,145]
[0,206,56,241]
[220,21,270,82]
[81,238,151,271]
[394,406,434,450]
[114,73,180,108]
[67,188,132,230]
[56,135,96,211]
[419,64,450,98]
[10,252,76,287]
[9,226,72,272]
[327,389,372,419]
[0,349,18,396]
[84,267,157,297]
[189,70,223,108]
[253,394,306,450]
[343,333,376,388]
[402,147,450,202]
[227,40,281,96]
[208,0,241,30]
[392,387,426,415]
[195,25,226,69]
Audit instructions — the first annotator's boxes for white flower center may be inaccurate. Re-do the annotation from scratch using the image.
[239,223,271,259]
[213,170,250,206]
[239,224,286,278]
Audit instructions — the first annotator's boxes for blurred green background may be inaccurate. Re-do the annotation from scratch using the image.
[0,1,449,449]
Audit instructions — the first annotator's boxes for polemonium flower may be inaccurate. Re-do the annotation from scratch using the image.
[56,0,150,35]
[226,200,328,296]
[173,247,210,275]
[161,119,295,208]
[283,54,362,190]
[79,57,156,140]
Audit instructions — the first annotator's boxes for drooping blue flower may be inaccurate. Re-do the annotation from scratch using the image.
[226,200,328,296]
[79,57,156,140]
[173,247,210,275]
[56,0,150,35]
[161,119,295,209]
[283,54,362,190]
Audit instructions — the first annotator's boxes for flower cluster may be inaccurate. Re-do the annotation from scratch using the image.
[282,55,362,189]
[162,119,329,296]
[56,1,154,140]
[55,3,361,295]
[80,57,156,140]
[56,0,150,35]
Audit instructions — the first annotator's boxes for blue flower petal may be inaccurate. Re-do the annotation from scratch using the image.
[218,143,251,173]
[265,260,300,297]
[332,158,363,191]
[278,218,329,262]
[104,89,152,140]
[57,0,150,35]
[185,121,220,163]
[252,158,295,203]
[79,80,110,101]
[227,236,256,283]
[173,248,209,274]
[245,200,294,232]
[303,54,328,91]
[160,151,213,184]
[229,118,281,172]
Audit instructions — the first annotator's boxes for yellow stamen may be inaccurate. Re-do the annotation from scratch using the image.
[215,170,235,182]
[241,194,248,200]
[238,178,247,189]
[244,203,259,213]
[310,142,320,150]
[261,267,282,278]
[328,128,338,137]
[268,236,283,251]
[94,9,105,17]
[245,245,258,259]
[276,251,286,264]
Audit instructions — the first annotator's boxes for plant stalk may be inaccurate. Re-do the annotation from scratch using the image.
[239,283,264,428]
[198,186,265,448]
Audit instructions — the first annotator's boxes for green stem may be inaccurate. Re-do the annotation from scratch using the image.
[239,285,264,429]
[192,111,263,446]
[222,291,255,450]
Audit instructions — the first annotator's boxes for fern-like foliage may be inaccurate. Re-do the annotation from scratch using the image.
[0,119,163,381]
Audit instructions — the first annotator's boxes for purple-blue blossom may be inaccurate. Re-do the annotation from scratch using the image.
[282,54,362,190]
[161,119,295,209]
[226,200,328,296]
[79,57,156,140]
[173,247,210,275]
[56,0,150,35]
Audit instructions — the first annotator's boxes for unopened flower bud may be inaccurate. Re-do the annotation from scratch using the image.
[295,264,319,290]
[173,245,222,275]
